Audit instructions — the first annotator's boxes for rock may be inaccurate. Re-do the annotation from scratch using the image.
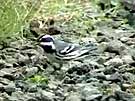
[4,48,19,53]
[0,92,9,100]
[80,84,102,100]
[21,49,39,56]
[122,83,132,89]
[98,42,108,53]
[15,53,30,66]
[114,90,135,101]
[6,58,18,66]
[25,67,39,77]
[48,83,57,90]
[122,55,134,64]
[122,0,135,11]
[0,83,5,92]
[0,68,16,80]
[105,40,126,55]
[63,76,76,84]
[9,41,23,49]
[55,89,64,97]
[5,83,16,94]
[0,60,12,69]
[10,40,35,50]
[98,52,116,65]
[120,37,129,43]
[0,97,6,101]
[4,63,13,68]
[97,36,111,43]
[80,37,97,44]
[9,91,24,101]
[15,80,29,91]
[28,85,38,93]
[129,49,135,60]
[65,92,81,101]
[0,77,11,85]
[122,72,135,83]
[40,90,55,101]
[67,63,92,75]
[104,56,123,67]
[106,72,123,82]
[93,72,107,81]
[101,96,117,101]
[103,66,117,75]
[120,37,135,45]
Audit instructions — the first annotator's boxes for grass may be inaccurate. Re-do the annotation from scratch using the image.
[0,0,97,43]
[0,0,41,42]
[26,74,49,85]
[0,0,131,43]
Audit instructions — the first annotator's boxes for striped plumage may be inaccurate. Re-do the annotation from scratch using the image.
[39,35,98,65]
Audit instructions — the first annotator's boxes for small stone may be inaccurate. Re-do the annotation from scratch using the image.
[115,90,135,100]
[40,90,55,101]
[4,63,13,68]
[107,72,123,82]
[55,89,64,97]
[0,97,6,101]
[15,53,30,66]
[0,60,6,69]
[96,36,110,43]
[9,91,24,101]
[104,57,123,66]
[120,37,129,43]
[122,0,135,11]
[80,84,102,100]
[25,67,39,77]
[21,49,39,56]
[15,80,29,91]
[65,92,81,101]
[81,37,97,43]
[0,68,16,80]
[28,85,38,93]
[122,55,134,64]
[98,42,108,53]
[0,83,5,92]
[5,83,16,93]
[48,83,57,90]
[105,40,126,55]
[0,78,11,85]
[122,83,132,88]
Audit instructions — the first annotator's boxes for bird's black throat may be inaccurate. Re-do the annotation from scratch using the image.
[42,45,56,53]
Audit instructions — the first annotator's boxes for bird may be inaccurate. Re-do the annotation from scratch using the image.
[38,34,98,69]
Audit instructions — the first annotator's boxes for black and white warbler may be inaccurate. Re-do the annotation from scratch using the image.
[38,35,98,67]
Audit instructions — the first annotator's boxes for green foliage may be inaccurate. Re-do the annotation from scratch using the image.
[26,75,49,84]
[0,0,40,42]
[0,0,134,42]
[36,0,129,36]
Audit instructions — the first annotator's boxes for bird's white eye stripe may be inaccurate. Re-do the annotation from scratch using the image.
[40,42,52,45]
[40,42,56,49]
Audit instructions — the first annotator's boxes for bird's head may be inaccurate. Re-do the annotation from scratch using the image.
[38,35,56,53]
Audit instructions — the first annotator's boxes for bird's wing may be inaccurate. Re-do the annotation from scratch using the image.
[54,40,98,60]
